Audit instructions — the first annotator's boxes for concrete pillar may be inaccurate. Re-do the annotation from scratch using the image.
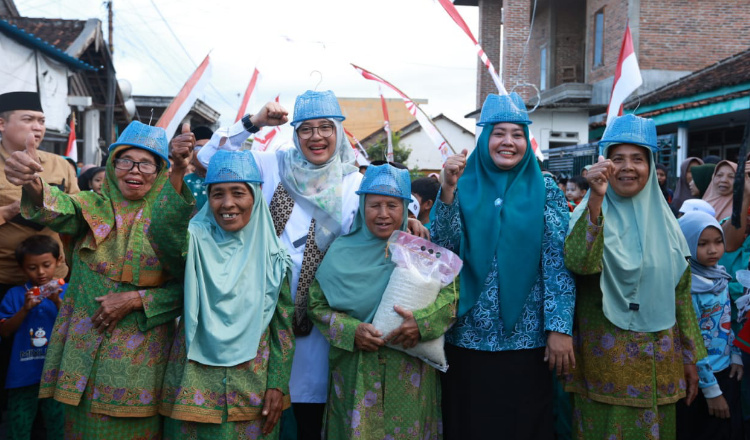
[676,122,689,177]
[83,109,100,165]
[501,0,532,101]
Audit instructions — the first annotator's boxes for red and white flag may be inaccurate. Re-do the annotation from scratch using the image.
[66,113,77,160]
[252,95,281,152]
[352,64,452,163]
[236,68,260,123]
[344,127,369,159]
[379,85,394,162]
[607,25,642,127]
[157,54,212,138]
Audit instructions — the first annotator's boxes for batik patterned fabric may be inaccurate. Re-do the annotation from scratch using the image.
[23,179,194,420]
[431,176,575,351]
[308,280,457,440]
[160,281,294,428]
[564,211,707,440]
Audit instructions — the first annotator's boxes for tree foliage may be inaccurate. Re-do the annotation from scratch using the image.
[365,132,411,165]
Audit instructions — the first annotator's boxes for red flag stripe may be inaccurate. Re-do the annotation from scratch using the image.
[437,0,478,45]
[236,68,260,123]
[157,54,211,130]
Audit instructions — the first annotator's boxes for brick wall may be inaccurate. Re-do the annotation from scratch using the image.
[639,0,750,71]
[528,0,551,91]
[477,0,504,108]
[586,0,628,84]
[502,0,532,100]
[554,0,586,85]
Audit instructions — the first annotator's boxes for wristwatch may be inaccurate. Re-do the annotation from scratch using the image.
[241,114,261,134]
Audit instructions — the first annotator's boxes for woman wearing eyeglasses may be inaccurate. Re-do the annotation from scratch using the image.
[3,120,196,438]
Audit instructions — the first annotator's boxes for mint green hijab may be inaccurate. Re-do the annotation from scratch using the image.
[184,183,292,367]
[569,145,690,332]
[456,124,545,328]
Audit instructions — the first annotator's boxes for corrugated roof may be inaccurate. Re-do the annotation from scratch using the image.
[0,18,96,71]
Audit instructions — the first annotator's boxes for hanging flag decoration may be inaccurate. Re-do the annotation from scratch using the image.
[66,112,77,160]
[236,68,260,123]
[352,64,453,163]
[607,24,642,127]
[157,54,212,138]
[435,0,544,162]
[344,127,369,159]
[379,85,394,162]
[252,95,281,152]
[436,0,507,95]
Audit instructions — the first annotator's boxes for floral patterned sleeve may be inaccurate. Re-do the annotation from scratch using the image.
[675,268,708,364]
[20,181,87,236]
[541,178,576,335]
[308,280,361,352]
[148,180,195,281]
[267,277,295,394]
[430,188,462,253]
[135,280,183,331]
[564,208,605,275]
[412,281,458,341]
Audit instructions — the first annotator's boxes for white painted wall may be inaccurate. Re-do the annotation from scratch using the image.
[401,118,476,170]
[529,109,590,157]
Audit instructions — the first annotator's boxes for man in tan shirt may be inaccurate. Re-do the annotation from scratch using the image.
[0,92,79,289]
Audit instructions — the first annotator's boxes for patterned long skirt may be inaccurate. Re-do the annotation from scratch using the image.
[572,394,675,440]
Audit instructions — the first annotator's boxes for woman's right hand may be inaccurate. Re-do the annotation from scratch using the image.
[584,155,613,221]
[249,102,289,128]
[707,394,730,419]
[354,323,384,352]
[440,149,468,204]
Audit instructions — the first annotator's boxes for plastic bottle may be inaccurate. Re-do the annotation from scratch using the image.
[30,279,65,298]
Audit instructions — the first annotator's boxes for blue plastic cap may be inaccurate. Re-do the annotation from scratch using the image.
[356,164,411,200]
[109,121,170,168]
[477,92,532,126]
[599,114,658,156]
[204,150,263,185]
[291,90,345,127]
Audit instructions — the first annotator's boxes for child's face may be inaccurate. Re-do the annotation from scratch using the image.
[565,182,586,203]
[21,252,62,287]
[91,171,105,195]
[656,168,667,186]
[696,226,725,267]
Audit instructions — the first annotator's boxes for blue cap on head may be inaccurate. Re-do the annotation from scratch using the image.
[356,164,411,200]
[204,150,263,185]
[477,92,532,126]
[599,114,658,156]
[109,121,170,168]
[291,90,345,127]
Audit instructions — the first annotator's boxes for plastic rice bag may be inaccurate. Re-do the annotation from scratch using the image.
[371,231,462,372]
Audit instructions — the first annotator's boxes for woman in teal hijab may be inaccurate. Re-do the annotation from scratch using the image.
[432,93,576,440]
[564,114,706,440]
[160,150,293,439]
[308,164,458,440]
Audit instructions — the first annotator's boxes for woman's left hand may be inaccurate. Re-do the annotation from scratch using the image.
[92,291,144,333]
[261,388,284,435]
[407,218,430,240]
[545,331,575,376]
[684,364,699,406]
[384,305,420,349]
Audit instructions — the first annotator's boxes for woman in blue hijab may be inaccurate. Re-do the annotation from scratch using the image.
[431,93,576,439]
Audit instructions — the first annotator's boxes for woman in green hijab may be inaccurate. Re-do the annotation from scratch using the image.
[160,150,293,439]
[4,121,195,438]
[308,164,458,439]
[564,114,706,440]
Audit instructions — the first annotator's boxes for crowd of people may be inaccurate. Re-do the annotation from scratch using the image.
[0,87,750,440]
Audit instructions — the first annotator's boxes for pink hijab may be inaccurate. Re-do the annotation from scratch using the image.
[702,160,737,221]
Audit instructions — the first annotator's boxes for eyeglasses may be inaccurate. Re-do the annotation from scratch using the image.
[296,124,335,140]
[114,158,159,174]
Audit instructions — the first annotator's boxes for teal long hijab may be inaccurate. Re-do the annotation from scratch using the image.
[184,183,292,367]
[455,125,545,328]
[569,146,690,332]
[315,195,409,323]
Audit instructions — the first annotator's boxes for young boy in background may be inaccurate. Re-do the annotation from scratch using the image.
[0,235,66,440]
[565,176,589,208]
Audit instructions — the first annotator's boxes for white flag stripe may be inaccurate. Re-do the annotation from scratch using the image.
[606,54,642,127]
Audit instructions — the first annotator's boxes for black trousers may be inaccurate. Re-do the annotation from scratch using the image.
[442,344,554,440]
[676,367,744,440]
[293,402,325,440]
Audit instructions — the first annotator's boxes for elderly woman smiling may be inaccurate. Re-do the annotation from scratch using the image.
[4,121,195,438]
[160,150,293,439]
[308,164,457,439]
[564,114,707,440]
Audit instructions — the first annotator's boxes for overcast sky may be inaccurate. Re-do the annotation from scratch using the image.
[17,0,481,133]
